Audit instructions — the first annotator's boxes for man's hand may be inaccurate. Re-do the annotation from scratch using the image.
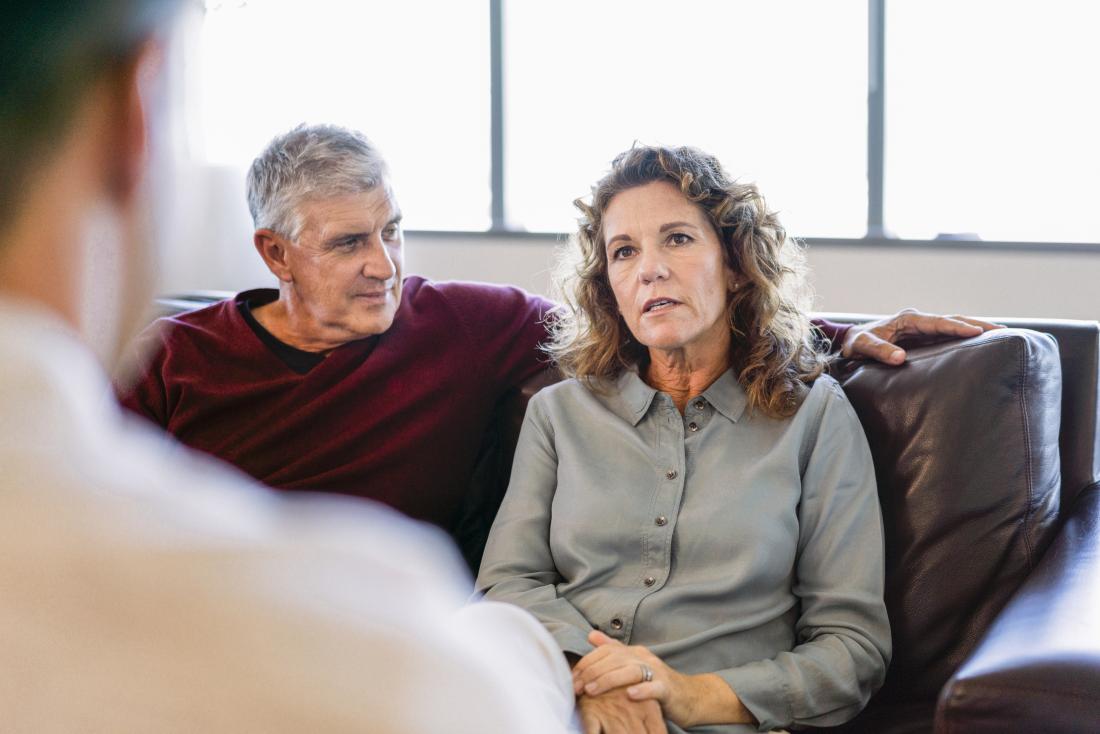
[841,309,1003,365]
[573,631,752,729]
[576,687,667,734]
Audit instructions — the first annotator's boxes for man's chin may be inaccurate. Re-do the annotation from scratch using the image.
[351,308,397,339]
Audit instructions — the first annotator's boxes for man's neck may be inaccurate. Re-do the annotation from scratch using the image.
[251,297,345,354]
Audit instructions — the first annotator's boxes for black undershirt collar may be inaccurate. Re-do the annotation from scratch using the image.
[237,294,326,375]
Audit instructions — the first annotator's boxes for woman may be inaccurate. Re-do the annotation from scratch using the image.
[476,145,890,734]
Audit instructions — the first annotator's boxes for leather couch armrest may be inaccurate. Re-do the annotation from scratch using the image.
[936,483,1100,733]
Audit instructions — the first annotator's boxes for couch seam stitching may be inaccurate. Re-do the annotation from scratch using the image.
[1018,338,1036,569]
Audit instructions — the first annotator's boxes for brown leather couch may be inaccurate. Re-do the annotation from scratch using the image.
[155,295,1100,732]
[466,317,1100,734]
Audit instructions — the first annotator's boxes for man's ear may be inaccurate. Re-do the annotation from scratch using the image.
[105,42,160,204]
[254,229,294,282]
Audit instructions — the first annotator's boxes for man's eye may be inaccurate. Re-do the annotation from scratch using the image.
[337,237,362,249]
[612,245,635,260]
[382,226,399,240]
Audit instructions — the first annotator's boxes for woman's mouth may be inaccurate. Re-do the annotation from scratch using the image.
[642,298,680,315]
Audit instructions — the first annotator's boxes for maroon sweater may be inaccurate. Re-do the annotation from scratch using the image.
[121,276,850,531]
[121,277,553,529]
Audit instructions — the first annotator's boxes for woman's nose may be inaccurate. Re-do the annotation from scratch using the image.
[638,249,669,284]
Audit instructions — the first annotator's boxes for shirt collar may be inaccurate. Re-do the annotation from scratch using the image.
[612,365,748,425]
[613,368,660,426]
[701,367,749,423]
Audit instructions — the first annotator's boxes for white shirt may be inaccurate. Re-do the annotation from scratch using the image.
[0,298,574,733]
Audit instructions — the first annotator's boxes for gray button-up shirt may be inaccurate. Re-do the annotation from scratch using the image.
[477,369,890,733]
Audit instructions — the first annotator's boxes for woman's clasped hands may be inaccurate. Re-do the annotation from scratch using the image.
[572,630,755,732]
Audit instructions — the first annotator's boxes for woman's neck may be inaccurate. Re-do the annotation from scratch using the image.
[644,340,730,414]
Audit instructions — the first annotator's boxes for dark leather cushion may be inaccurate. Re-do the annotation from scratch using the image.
[832,328,1063,705]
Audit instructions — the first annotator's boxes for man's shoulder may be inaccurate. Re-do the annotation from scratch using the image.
[404,276,553,317]
[144,290,263,349]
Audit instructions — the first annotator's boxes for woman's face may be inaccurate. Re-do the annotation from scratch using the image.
[603,180,736,357]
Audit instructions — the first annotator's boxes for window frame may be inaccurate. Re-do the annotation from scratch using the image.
[445,0,1100,253]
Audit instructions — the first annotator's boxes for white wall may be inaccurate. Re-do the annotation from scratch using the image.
[405,234,1100,321]
[157,216,1100,322]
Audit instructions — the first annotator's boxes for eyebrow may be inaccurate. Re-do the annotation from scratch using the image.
[659,221,700,233]
[323,231,369,247]
[322,212,404,246]
[605,220,701,249]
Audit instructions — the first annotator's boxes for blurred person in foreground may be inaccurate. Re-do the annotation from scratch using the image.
[119,123,999,569]
[478,146,892,733]
[0,3,576,731]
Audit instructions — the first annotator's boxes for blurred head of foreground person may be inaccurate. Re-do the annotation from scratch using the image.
[0,3,577,732]
[0,2,176,376]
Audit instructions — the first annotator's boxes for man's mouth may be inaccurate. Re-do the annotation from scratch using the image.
[643,298,680,314]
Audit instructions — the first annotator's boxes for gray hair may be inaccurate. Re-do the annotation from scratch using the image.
[246,124,389,240]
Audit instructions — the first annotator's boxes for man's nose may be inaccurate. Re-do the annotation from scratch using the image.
[362,236,396,282]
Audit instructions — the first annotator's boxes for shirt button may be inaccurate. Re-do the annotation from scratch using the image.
[665,469,677,480]
[693,400,705,411]
[655,516,667,526]
[688,422,699,432]
[610,618,624,630]
[644,577,656,587]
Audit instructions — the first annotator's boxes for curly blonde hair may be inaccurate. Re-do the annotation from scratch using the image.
[547,145,825,419]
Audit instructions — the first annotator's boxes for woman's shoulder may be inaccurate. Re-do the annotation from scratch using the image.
[797,373,858,426]
[528,375,601,407]
[526,374,623,419]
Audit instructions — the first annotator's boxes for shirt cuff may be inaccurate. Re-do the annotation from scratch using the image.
[715,659,792,732]
[549,623,596,658]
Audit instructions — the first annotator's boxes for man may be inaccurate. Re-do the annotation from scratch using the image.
[121,124,999,556]
[0,3,577,731]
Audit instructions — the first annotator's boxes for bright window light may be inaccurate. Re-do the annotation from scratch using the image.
[503,0,868,237]
[885,0,1100,243]
[196,0,490,231]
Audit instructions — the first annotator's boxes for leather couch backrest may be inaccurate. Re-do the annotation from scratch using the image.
[995,318,1100,505]
[832,328,1063,704]
[818,314,1100,509]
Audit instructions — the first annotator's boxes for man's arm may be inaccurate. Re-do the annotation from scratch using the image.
[818,309,1002,365]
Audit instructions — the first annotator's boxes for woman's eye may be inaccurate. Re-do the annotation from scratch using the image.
[668,233,692,246]
[612,245,635,260]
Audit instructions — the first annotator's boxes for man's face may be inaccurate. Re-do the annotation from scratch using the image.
[284,187,404,345]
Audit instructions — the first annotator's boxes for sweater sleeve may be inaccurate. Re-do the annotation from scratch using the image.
[715,380,891,731]
[476,395,597,657]
[115,323,171,427]
[812,317,852,353]
[440,282,555,391]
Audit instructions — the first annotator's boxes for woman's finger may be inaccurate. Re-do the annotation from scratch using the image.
[588,629,621,647]
[580,709,602,734]
[575,652,639,692]
[572,644,616,681]
[583,662,652,696]
[626,679,668,702]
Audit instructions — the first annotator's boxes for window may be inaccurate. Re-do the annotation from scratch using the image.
[503,0,868,238]
[885,0,1100,243]
[191,1,1099,245]
[197,0,490,231]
